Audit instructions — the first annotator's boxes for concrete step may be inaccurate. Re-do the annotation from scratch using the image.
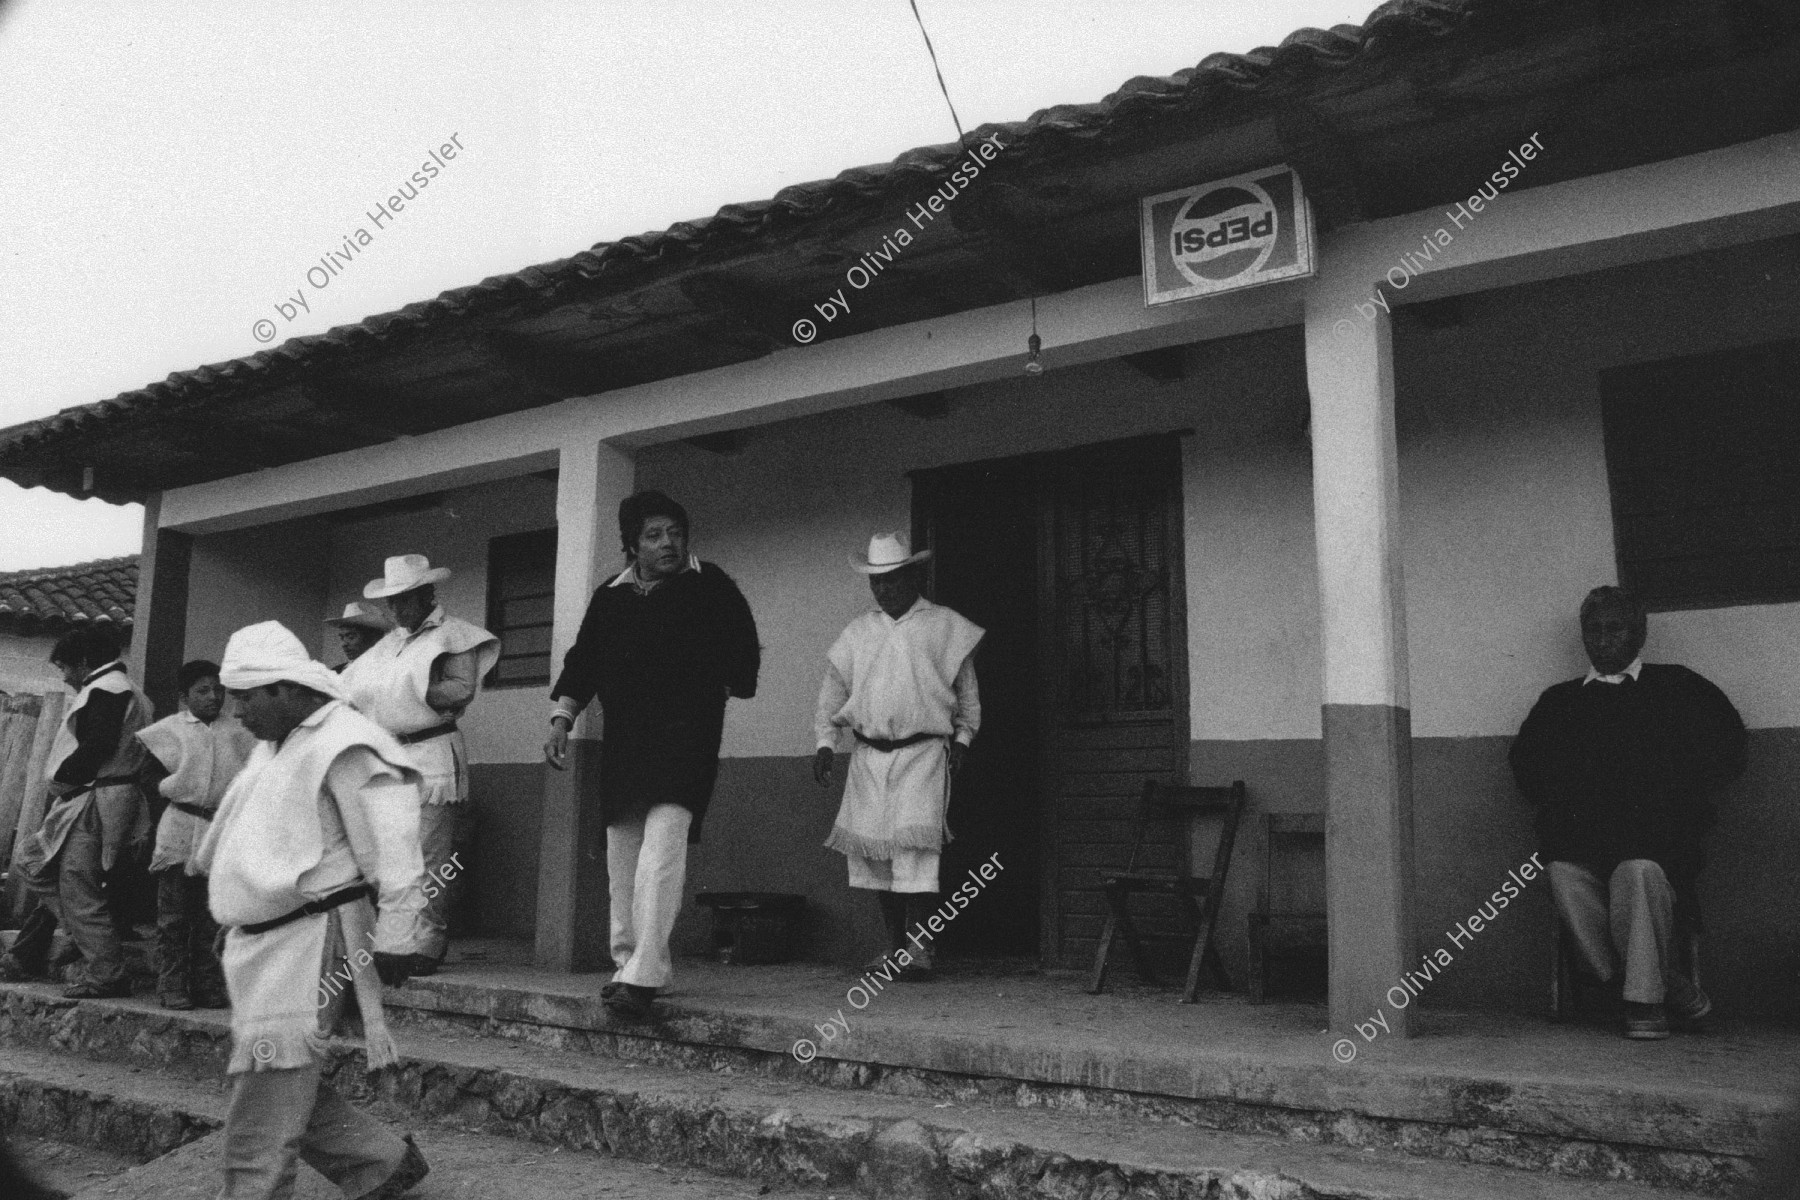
[373,963,1786,1195]
[0,1044,821,1199]
[0,983,1735,1199]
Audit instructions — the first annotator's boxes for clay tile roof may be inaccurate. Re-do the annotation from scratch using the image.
[0,555,137,635]
[0,0,1474,483]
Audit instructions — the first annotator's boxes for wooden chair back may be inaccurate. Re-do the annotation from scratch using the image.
[1128,779,1247,886]
[1258,813,1326,918]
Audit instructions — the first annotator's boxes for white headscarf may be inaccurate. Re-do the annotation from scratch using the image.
[219,620,346,702]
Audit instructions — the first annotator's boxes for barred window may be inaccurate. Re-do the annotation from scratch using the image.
[485,529,557,687]
[1600,337,1800,611]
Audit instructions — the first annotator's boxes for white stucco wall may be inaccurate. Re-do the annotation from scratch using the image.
[322,473,558,764]
[0,631,62,694]
[1397,233,1800,736]
[185,519,332,676]
[175,233,1800,760]
[621,231,1800,753]
[636,349,1246,760]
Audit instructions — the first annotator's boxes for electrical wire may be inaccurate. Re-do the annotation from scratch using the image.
[906,0,967,146]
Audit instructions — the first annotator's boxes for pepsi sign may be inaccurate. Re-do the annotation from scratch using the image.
[1141,166,1313,306]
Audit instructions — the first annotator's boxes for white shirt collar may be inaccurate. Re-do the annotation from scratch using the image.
[80,659,126,687]
[609,554,701,589]
[1583,658,1643,685]
[400,606,447,642]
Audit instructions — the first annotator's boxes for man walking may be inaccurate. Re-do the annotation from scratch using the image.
[813,533,982,980]
[135,659,257,1009]
[545,491,760,1020]
[343,555,498,973]
[1510,585,1746,1038]
[197,620,432,1199]
[0,625,150,998]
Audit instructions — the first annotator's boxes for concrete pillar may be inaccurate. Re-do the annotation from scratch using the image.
[533,438,636,972]
[1305,274,1416,1037]
[127,493,193,720]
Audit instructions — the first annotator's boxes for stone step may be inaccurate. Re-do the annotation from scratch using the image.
[0,984,1734,1199]
[0,1044,821,1200]
[374,966,1783,1195]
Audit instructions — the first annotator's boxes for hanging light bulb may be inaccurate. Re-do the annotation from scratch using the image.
[1024,296,1043,375]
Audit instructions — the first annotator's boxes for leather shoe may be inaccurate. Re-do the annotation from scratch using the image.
[1623,1002,1670,1039]
[356,1134,429,1199]
[0,954,48,983]
[603,983,657,1020]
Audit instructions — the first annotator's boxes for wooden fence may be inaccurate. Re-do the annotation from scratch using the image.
[0,691,66,919]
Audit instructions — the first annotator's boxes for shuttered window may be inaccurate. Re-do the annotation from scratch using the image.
[485,529,557,687]
[1600,338,1800,611]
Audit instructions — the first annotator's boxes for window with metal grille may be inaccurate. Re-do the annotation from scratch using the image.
[485,528,557,687]
[1600,337,1800,611]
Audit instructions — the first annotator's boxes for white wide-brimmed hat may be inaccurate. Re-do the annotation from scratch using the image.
[220,620,346,701]
[850,532,932,575]
[363,553,452,599]
[324,601,394,631]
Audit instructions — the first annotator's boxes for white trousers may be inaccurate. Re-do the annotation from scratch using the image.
[846,849,940,893]
[607,803,692,989]
[1549,858,1687,1005]
[417,800,471,962]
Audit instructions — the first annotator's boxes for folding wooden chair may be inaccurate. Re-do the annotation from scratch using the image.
[1246,812,1327,1004]
[1088,779,1246,1003]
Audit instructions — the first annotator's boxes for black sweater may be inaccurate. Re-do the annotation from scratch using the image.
[549,562,760,837]
[53,665,133,788]
[1508,663,1746,892]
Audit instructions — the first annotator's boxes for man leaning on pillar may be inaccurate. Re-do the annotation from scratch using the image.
[342,554,500,975]
[1509,585,1746,1040]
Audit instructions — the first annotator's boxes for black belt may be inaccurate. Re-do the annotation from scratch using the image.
[168,800,215,821]
[853,731,943,753]
[238,885,373,936]
[52,775,135,800]
[398,721,457,746]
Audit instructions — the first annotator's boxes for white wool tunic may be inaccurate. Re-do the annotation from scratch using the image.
[816,598,983,859]
[195,700,428,1075]
[136,710,257,873]
[341,607,499,805]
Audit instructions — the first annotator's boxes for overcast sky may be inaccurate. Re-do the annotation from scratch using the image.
[0,0,1369,572]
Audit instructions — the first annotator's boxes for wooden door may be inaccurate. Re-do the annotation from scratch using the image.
[1038,436,1189,968]
[913,457,1041,957]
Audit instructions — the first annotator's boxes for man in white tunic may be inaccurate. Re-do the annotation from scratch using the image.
[0,625,150,997]
[813,533,982,979]
[135,659,257,1009]
[342,555,499,971]
[325,602,393,672]
[196,621,433,1200]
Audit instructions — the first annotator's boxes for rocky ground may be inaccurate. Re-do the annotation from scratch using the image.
[14,1127,830,1200]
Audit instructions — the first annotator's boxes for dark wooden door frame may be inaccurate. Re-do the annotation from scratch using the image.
[911,431,1191,967]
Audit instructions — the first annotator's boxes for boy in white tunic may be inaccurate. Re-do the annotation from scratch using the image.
[135,659,257,1009]
[197,621,433,1200]
[813,533,982,978]
[342,554,499,971]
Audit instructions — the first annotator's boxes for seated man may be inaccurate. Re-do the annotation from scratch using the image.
[1509,585,1746,1039]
